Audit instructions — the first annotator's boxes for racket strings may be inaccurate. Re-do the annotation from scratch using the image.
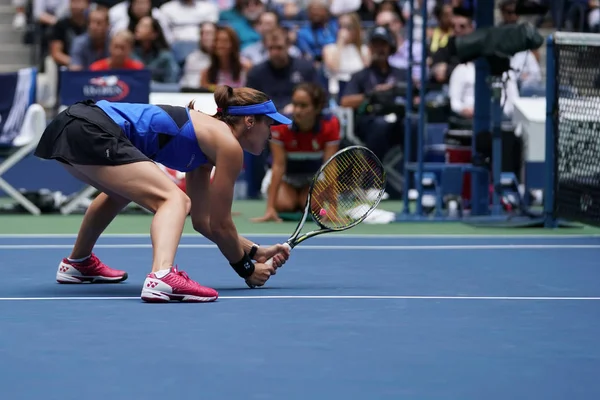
[310,147,385,229]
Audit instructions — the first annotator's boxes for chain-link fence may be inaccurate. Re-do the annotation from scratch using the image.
[552,33,600,226]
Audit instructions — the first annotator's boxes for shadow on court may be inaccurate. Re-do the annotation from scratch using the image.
[1,235,600,399]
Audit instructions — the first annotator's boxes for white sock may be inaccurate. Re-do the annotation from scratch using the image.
[67,254,91,263]
[154,268,171,278]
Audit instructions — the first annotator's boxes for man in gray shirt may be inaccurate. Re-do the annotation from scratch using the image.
[68,7,110,70]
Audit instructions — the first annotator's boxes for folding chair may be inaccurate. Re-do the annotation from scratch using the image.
[0,67,47,215]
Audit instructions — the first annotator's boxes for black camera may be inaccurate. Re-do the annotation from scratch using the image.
[448,22,545,75]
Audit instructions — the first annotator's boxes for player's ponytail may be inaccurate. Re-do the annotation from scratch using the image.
[213,85,235,119]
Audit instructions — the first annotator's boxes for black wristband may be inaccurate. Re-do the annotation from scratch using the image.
[230,252,255,278]
[248,244,259,259]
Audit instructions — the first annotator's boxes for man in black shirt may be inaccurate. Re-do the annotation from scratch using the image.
[429,7,474,85]
[245,27,319,198]
[246,27,318,113]
[340,25,410,162]
[48,0,89,68]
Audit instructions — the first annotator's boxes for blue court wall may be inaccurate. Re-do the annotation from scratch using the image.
[0,156,84,196]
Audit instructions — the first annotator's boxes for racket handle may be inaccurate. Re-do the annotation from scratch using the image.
[247,243,292,289]
[265,242,292,267]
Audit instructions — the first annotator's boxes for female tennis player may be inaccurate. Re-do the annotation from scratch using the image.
[252,83,340,222]
[34,85,292,303]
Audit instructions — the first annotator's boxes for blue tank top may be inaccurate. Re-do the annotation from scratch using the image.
[95,100,209,172]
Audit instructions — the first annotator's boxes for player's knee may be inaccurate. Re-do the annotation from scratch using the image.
[152,190,190,215]
[174,191,192,215]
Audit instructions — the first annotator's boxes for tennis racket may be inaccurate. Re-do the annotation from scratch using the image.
[250,145,386,286]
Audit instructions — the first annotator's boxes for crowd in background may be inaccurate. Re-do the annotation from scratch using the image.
[5,0,587,211]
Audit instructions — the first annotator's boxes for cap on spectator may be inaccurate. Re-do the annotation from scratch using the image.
[369,25,396,48]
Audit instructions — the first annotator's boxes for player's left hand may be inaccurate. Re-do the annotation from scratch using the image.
[254,244,290,268]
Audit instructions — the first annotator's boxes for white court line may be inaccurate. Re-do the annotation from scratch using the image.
[0,244,599,250]
[0,295,599,301]
[0,233,598,239]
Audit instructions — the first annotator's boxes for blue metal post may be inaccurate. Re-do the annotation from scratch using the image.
[544,34,557,228]
[415,0,428,216]
[402,0,414,215]
[471,1,494,215]
[490,78,503,215]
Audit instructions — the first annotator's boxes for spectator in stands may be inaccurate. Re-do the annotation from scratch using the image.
[109,0,173,45]
[30,0,70,66]
[49,0,89,68]
[12,0,27,30]
[428,3,453,54]
[429,6,473,86]
[511,49,543,95]
[159,0,219,63]
[589,0,600,32]
[133,16,180,83]
[179,21,216,89]
[340,25,407,162]
[253,83,340,221]
[33,0,69,28]
[160,0,218,42]
[496,0,543,94]
[322,12,370,99]
[401,0,436,42]
[89,29,144,70]
[295,0,338,62]
[268,0,304,20]
[241,11,301,66]
[377,0,402,15]
[376,9,423,83]
[246,27,318,112]
[69,7,111,70]
[200,26,250,90]
[499,0,519,25]
[329,0,379,21]
[219,0,264,49]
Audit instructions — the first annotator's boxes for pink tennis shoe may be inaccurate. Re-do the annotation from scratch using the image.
[141,266,219,303]
[56,253,128,284]
[56,254,217,303]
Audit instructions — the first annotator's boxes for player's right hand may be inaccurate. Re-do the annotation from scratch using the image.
[246,262,276,287]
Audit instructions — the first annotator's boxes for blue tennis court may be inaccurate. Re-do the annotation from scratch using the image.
[1,233,600,399]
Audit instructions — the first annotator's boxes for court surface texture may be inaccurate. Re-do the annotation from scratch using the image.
[1,202,600,400]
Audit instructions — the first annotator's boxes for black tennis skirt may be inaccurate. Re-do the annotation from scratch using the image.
[34,100,151,166]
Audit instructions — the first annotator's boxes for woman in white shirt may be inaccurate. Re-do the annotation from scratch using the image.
[321,12,370,97]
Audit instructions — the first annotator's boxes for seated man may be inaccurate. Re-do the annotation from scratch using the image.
[49,0,89,68]
[246,27,318,113]
[69,7,111,70]
[340,25,410,163]
[429,6,474,86]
